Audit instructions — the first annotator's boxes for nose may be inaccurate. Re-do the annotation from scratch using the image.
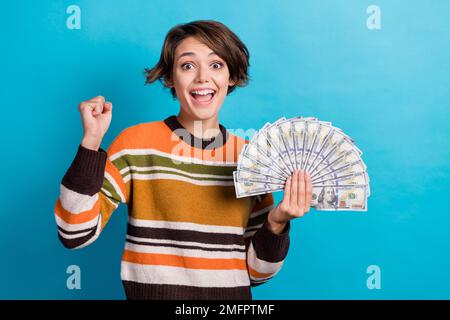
[195,65,210,83]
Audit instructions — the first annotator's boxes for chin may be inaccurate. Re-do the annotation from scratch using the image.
[190,108,219,120]
[184,99,224,121]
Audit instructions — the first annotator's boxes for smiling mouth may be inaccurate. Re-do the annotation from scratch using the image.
[189,90,216,104]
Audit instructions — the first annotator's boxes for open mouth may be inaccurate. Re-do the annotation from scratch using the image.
[189,89,216,105]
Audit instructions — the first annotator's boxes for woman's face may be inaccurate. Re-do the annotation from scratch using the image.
[168,36,235,121]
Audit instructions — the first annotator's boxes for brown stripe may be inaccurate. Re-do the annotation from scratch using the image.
[57,227,97,249]
[246,211,269,229]
[57,225,96,235]
[126,238,246,253]
[122,281,252,300]
[127,224,244,246]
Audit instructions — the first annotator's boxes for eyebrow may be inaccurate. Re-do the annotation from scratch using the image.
[176,51,218,61]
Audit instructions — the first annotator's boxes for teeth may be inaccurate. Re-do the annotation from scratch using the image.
[190,89,215,95]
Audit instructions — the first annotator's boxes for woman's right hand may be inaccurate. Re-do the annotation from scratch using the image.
[79,96,113,151]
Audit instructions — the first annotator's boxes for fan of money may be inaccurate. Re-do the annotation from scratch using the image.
[233,117,370,211]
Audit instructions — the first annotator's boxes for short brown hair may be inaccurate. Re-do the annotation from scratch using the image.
[144,20,250,99]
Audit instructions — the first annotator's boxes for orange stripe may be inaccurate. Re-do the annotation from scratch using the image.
[107,121,247,162]
[122,250,247,270]
[247,265,274,279]
[55,198,100,224]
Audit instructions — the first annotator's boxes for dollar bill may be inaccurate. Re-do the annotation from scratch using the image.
[233,171,284,198]
[251,124,291,177]
[262,120,296,172]
[237,167,286,184]
[242,140,288,179]
[311,185,368,211]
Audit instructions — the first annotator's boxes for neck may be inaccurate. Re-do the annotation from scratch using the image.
[176,111,221,140]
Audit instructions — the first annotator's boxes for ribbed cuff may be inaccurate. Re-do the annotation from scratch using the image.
[123,281,252,300]
[251,219,290,263]
[61,144,107,196]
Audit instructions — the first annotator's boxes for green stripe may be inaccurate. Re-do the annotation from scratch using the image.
[101,176,122,202]
[112,153,236,176]
[122,168,233,182]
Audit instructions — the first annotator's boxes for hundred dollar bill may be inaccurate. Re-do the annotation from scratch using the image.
[312,171,369,187]
[292,118,307,171]
[303,122,334,172]
[308,131,359,177]
[311,185,368,211]
[238,150,284,179]
[311,151,366,181]
[242,141,288,180]
[233,171,284,198]
[252,124,291,177]
[262,119,296,172]
[237,167,286,184]
[301,120,321,170]
[277,119,297,171]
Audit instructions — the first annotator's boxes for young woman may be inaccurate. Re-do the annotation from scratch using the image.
[55,20,312,300]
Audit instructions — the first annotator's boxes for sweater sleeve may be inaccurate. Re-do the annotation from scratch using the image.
[244,193,291,287]
[54,141,129,250]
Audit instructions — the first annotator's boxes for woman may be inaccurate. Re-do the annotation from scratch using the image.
[54,20,312,300]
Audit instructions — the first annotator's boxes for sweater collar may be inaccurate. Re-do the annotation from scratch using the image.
[163,115,229,150]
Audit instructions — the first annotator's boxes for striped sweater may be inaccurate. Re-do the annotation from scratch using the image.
[54,115,290,300]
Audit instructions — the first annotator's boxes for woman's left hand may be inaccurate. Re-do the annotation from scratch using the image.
[267,170,312,234]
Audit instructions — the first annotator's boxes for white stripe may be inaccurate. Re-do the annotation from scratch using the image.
[103,194,120,208]
[250,204,274,219]
[123,173,234,186]
[59,185,98,214]
[245,223,264,233]
[120,165,231,180]
[124,242,246,259]
[128,217,244,235]
[110,148,237,166]
[58,229,92,239]
[121,261,250,287]
[244,230,257,238]
[73,217,102,249]
[126,235,245,251]
[101,187,113,198]
[55,214,99,232]
[104,171,126,203]
[247,242,284,275]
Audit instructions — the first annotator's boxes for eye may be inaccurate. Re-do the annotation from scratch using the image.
[211,62,223,69]
[181,63,195,70]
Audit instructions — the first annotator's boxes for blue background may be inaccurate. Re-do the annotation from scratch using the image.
[1,0,449,299]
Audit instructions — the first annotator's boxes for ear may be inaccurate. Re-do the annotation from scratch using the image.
[228,79,236,87]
